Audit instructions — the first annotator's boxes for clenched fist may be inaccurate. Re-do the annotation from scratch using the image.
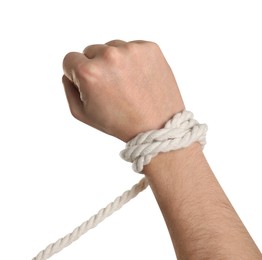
[63,40,185,142]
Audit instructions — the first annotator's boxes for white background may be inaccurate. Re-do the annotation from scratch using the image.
[0,0,262,259]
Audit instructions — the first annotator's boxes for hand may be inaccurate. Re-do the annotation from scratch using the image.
[62,40,185,142]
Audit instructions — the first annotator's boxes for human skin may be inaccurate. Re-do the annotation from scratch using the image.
[62,40,262,259]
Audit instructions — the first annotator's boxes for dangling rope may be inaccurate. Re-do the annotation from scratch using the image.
[32,110,207,260]
[32,178,148,260]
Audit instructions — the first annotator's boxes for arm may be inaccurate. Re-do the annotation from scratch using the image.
[144,144,261,259]
[62,40,262,259]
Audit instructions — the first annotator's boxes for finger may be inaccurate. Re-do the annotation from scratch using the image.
[63,52,88,83]
[62,75,86,122]
[105,39,126,47]
[83,44,108,59]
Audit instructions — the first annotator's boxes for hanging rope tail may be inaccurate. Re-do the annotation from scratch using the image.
[32,178,149,260]
[32,110,207,260]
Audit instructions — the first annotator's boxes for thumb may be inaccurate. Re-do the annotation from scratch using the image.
[62,75,86,122]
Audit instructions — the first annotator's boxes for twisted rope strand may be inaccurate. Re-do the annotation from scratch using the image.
[32,177,149,260]
[121,111,208,172]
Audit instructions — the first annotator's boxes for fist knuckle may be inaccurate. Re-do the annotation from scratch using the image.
[148,41,159,49]
[63,52,74,65]
[74,61,88,77]
[145,42,160,55]
[76,62,99,84]
[125,42,139,54]
[102,46,120,63]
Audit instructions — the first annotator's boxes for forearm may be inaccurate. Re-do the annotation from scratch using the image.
[144,143,262,259]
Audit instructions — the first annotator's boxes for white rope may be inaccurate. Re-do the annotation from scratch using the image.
[33,110,207,259]
[121,110,208,172]
[32,177,149,260]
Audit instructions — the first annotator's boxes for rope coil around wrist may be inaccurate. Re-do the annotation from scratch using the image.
[33,110,207,260]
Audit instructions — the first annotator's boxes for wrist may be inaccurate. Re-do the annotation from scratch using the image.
[120,110,207,173]
[143,142,204,178]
